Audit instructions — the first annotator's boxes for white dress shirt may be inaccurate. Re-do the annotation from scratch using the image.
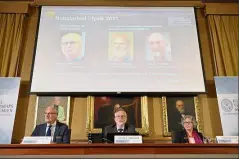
[45,121,56,140]
[150,50,172,62]
[188,137,196,144]
[181,114,186,119]
[117,125,125,132]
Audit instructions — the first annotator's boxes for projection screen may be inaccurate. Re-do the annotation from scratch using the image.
[30,6,206,94]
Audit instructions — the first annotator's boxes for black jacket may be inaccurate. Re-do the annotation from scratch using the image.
[172,129,204,143]
[103,124,137,137]
[31,121,70,144]
[168,109,191,132]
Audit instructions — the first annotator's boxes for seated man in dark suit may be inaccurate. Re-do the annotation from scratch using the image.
[104,108,136,137]
[31,105,70,144]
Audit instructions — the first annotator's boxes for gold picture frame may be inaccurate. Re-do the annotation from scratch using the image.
[162,96,202,137]
[34,96,71,128]
[86,96,149,135]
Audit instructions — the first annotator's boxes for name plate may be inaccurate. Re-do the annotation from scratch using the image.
[114,135,142,144]
[21,137,52,144]
[216,136,238,144]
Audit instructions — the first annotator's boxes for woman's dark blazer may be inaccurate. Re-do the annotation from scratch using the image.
[172,129,204,143]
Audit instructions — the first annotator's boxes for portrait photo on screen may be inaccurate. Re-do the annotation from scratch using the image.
[108,32,134,62]
[146,32,172,62]
[57,31,86,63]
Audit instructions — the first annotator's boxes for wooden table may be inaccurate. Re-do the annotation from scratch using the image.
[0,144,238,158]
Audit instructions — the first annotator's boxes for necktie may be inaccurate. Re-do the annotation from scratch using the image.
[118,129,123,133]
[46,125,52,136]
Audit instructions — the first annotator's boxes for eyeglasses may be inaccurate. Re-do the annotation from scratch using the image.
[61,41,80,45]
[44,113,57,115]
[183,122,193,125]
[115,115,126,118]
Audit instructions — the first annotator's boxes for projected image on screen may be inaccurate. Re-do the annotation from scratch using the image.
[30,6,205,93]
[60,32,85,62]
[108,32,134,62]
[146,32,172,62]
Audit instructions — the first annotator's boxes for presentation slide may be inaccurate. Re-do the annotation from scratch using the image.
[30,6,206,93]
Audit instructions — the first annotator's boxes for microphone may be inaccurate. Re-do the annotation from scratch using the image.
[203,137,211,144]
[102,137,113,143]
[87,133,112,143]
[87,137,113,143]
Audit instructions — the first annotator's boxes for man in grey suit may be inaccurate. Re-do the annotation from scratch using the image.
[104,108,136,137]
[31,105,70,144]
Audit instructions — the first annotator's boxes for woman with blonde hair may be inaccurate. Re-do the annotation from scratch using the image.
[173,115,204,144]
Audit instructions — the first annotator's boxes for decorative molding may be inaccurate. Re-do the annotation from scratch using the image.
[0,2,29,14]
[32,0,203,7]
[205,3,239,15]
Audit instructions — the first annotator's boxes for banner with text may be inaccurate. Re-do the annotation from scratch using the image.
[215,76,238,136]
[0,77,20,144]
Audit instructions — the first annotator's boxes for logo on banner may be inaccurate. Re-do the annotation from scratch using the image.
[233,99,238,108]
[221,98,233,112]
